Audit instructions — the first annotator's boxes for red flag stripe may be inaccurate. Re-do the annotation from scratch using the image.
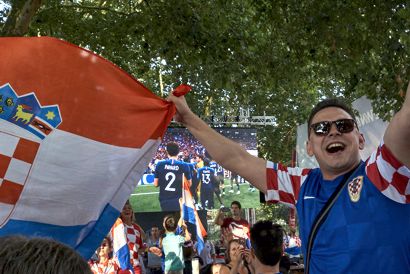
[0,37,174,148]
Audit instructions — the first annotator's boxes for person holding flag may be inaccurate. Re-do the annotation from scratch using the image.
[216,201,250,248]
[161,215,191,274]
[111,200,145,274]
[167,85,410,273]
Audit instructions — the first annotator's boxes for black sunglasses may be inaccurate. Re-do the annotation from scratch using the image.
[310,119,357,136]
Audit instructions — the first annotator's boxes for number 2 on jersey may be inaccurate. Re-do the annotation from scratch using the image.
[165,172,176,191]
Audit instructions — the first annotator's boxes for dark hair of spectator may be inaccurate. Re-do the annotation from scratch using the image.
[0,235,92,274]
[250,221,283,266]
[279,255,291,274]
[307,98,357,136]
[164,215,177,232]
[166,142,179,156]
[231,200,241,209]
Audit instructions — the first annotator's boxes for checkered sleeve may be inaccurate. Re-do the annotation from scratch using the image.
[265,161,311,206]
[366,141,410,204]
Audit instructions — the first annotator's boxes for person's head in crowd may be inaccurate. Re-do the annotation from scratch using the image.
[96,237,113,262]
[225,239,243,264]
[120,199,134,225]
[196,154,203,162]
[230,200,242,219]
[250,220,283,267]
[203,158,210,167]
[166,142,179,157]
[151,225,160,240]
[279,255,291,274]
[306,98,364,179]
[0,235,92,274]
[163,215,178,233]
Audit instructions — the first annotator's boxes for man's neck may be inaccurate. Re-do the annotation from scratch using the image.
[232,215,241,221]
[321,159,361,180]
[123,218,132,226]
[99,256,108,264]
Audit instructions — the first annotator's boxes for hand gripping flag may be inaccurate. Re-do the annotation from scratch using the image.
[0,37,178,259]
[180,177,207,254]
[110,218,133,272]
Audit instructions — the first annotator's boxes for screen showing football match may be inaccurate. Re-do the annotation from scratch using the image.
[131,127,259,212]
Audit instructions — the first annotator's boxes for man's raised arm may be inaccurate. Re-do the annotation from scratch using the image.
[167,92,268,193]
[384,82,410,167]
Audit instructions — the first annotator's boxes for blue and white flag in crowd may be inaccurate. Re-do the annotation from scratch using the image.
[181,178,207,254]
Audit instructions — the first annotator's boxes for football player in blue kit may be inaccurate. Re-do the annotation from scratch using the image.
[167,83,410,274]
[154,142,192,211]
[197,158,217,209]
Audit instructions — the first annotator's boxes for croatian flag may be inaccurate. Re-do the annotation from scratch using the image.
[0,37,175,259]
[181,178,207,253]
[110,218,133,271]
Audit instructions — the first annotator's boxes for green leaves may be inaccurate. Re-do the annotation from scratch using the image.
[1,0,409,163]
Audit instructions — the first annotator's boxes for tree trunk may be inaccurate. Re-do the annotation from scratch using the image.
[1,0,44,36]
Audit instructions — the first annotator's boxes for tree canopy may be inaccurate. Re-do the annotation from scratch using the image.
[1,0,409,163]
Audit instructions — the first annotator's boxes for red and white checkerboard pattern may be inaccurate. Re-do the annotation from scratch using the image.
[265,141,410,205]
[265,161,311,206]
[125,223,143,268]
[0,131,40,225]
[366,142,410,204]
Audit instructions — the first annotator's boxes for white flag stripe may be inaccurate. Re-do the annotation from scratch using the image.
[11,129,159,226]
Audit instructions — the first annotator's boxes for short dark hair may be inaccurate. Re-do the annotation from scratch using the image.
[0,235,92,274]
[163,215,177,232]
[203,158,210,167]
[250,221,283,266]
[307,98,357,135]
[279,255,291,274]
[166,142,179,156]
[231,200,241,209]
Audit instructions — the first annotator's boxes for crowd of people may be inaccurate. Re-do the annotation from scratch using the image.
[0,198,299,274]
[86,200,296,274]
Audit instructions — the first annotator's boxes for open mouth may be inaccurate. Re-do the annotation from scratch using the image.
[326,143,345,154]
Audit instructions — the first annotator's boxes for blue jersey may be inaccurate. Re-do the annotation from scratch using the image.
[197,167,216,189]
[265,143,410,274]
[155,159,192,211]
[209,161,224,176]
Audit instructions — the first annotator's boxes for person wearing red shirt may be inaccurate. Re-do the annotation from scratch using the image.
[215,201,250,248]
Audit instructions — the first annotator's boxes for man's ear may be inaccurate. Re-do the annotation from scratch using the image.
[306,140,314,157]
[358,133,365,150]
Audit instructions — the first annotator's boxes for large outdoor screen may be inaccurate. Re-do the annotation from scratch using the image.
[131,127,260,212]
